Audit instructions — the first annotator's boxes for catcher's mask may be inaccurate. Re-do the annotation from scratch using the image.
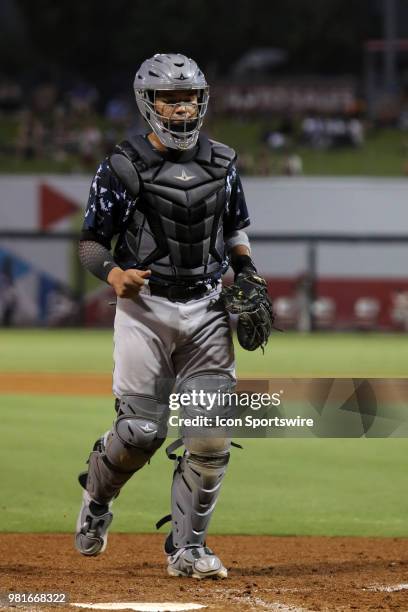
[134,53,209,150]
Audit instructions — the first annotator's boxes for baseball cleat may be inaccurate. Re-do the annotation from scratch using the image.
[167,546,228,579]
[75,489,113,557]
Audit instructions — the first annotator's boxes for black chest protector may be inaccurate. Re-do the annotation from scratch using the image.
[109,134,236,284]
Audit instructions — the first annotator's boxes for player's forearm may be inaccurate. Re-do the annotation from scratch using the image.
[78,240,120,282]
[230,244,250,257]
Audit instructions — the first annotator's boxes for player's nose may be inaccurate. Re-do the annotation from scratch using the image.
[175,104,188,115]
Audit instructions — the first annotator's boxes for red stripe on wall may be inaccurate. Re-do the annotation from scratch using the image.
[39,183,79,230]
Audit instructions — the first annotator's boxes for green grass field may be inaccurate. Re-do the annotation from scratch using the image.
[1,328,408,376]
[1,329,407,536]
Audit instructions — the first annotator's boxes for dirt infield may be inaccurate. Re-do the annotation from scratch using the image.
[0,534,408,611]
[0,373,112,396]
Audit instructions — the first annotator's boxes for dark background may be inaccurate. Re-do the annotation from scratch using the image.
[0,0,404,92]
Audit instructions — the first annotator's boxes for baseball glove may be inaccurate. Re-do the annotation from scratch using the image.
[221,272,275,352]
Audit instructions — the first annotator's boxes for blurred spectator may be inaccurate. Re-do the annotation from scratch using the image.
[301,115,327,148]
[273,296,298,330]
[236,151,256,175]
[398,109,408,131]
[78,124,103,168]
[105,95,131,124]
[16,83,65,160]
[282,151,303,176]
[301,114,364,149]
[349,118,364,146]
[263,116,295,152]
[390,290,408,331]
[265,130,286,150]
[354,297,380,330]
[312,297,336,330]
[257,147,274,176]
[67,80,99,115]
[16,109,46,159]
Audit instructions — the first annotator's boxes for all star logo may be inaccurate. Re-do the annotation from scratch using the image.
[141,423,154,433]
[174,168,196,182]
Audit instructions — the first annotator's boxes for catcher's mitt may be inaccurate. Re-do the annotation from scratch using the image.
[221,272,275,352]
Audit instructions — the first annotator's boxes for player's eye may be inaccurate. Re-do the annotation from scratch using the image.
[160,98,178,105]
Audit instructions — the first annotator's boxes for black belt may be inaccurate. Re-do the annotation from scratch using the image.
[149,282,216,302]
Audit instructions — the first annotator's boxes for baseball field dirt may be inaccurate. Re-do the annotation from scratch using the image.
[1,533,407,611]
[0,373,112,396]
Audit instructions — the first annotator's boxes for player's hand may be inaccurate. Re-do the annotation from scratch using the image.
[107,267,151,298]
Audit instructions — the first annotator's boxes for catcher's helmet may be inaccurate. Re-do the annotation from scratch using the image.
[134,53,209,150]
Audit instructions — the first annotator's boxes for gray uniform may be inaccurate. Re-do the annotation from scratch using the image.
[75,53,254,580]
[113,285,235,401]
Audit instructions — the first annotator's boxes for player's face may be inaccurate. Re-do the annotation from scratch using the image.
[154,90,198,123]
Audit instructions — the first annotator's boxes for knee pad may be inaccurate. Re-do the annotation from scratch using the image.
[85,395,167,504]
[105,394,168,471]
[178,373,236,419]
[179,373,235,455]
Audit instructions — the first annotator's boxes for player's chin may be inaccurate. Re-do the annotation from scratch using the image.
[168,119,198,132]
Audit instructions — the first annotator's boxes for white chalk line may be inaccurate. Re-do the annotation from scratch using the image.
[211,587,311,611]
[365,583,408,593]
[71,603,206,612]
[249,598,309,611]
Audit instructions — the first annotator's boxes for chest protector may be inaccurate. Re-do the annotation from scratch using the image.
[109,134,236,283]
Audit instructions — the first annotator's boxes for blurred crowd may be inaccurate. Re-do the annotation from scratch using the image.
[0,77,144,171]
[241,113,365,176]
[1,76,407,177]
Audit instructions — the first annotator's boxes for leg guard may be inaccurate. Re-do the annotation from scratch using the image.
[86,395,168,504]
[170,448,229,549]
[170,373,234,549]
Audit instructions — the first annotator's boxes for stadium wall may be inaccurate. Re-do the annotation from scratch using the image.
[0,175,407,326]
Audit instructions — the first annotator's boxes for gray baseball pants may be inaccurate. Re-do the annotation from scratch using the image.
[112,283,236,401]
[84,282,235,551]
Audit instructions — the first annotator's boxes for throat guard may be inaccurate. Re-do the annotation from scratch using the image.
[110,134,236,283]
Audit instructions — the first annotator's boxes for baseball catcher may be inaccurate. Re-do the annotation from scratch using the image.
[74,53,274,579]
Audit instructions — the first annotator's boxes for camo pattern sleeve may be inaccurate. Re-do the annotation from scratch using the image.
[80,158,137,249]
[223,164,250,235]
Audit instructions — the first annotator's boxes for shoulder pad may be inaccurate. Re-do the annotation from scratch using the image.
[109,151,140,198]
[209,139,237,164]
